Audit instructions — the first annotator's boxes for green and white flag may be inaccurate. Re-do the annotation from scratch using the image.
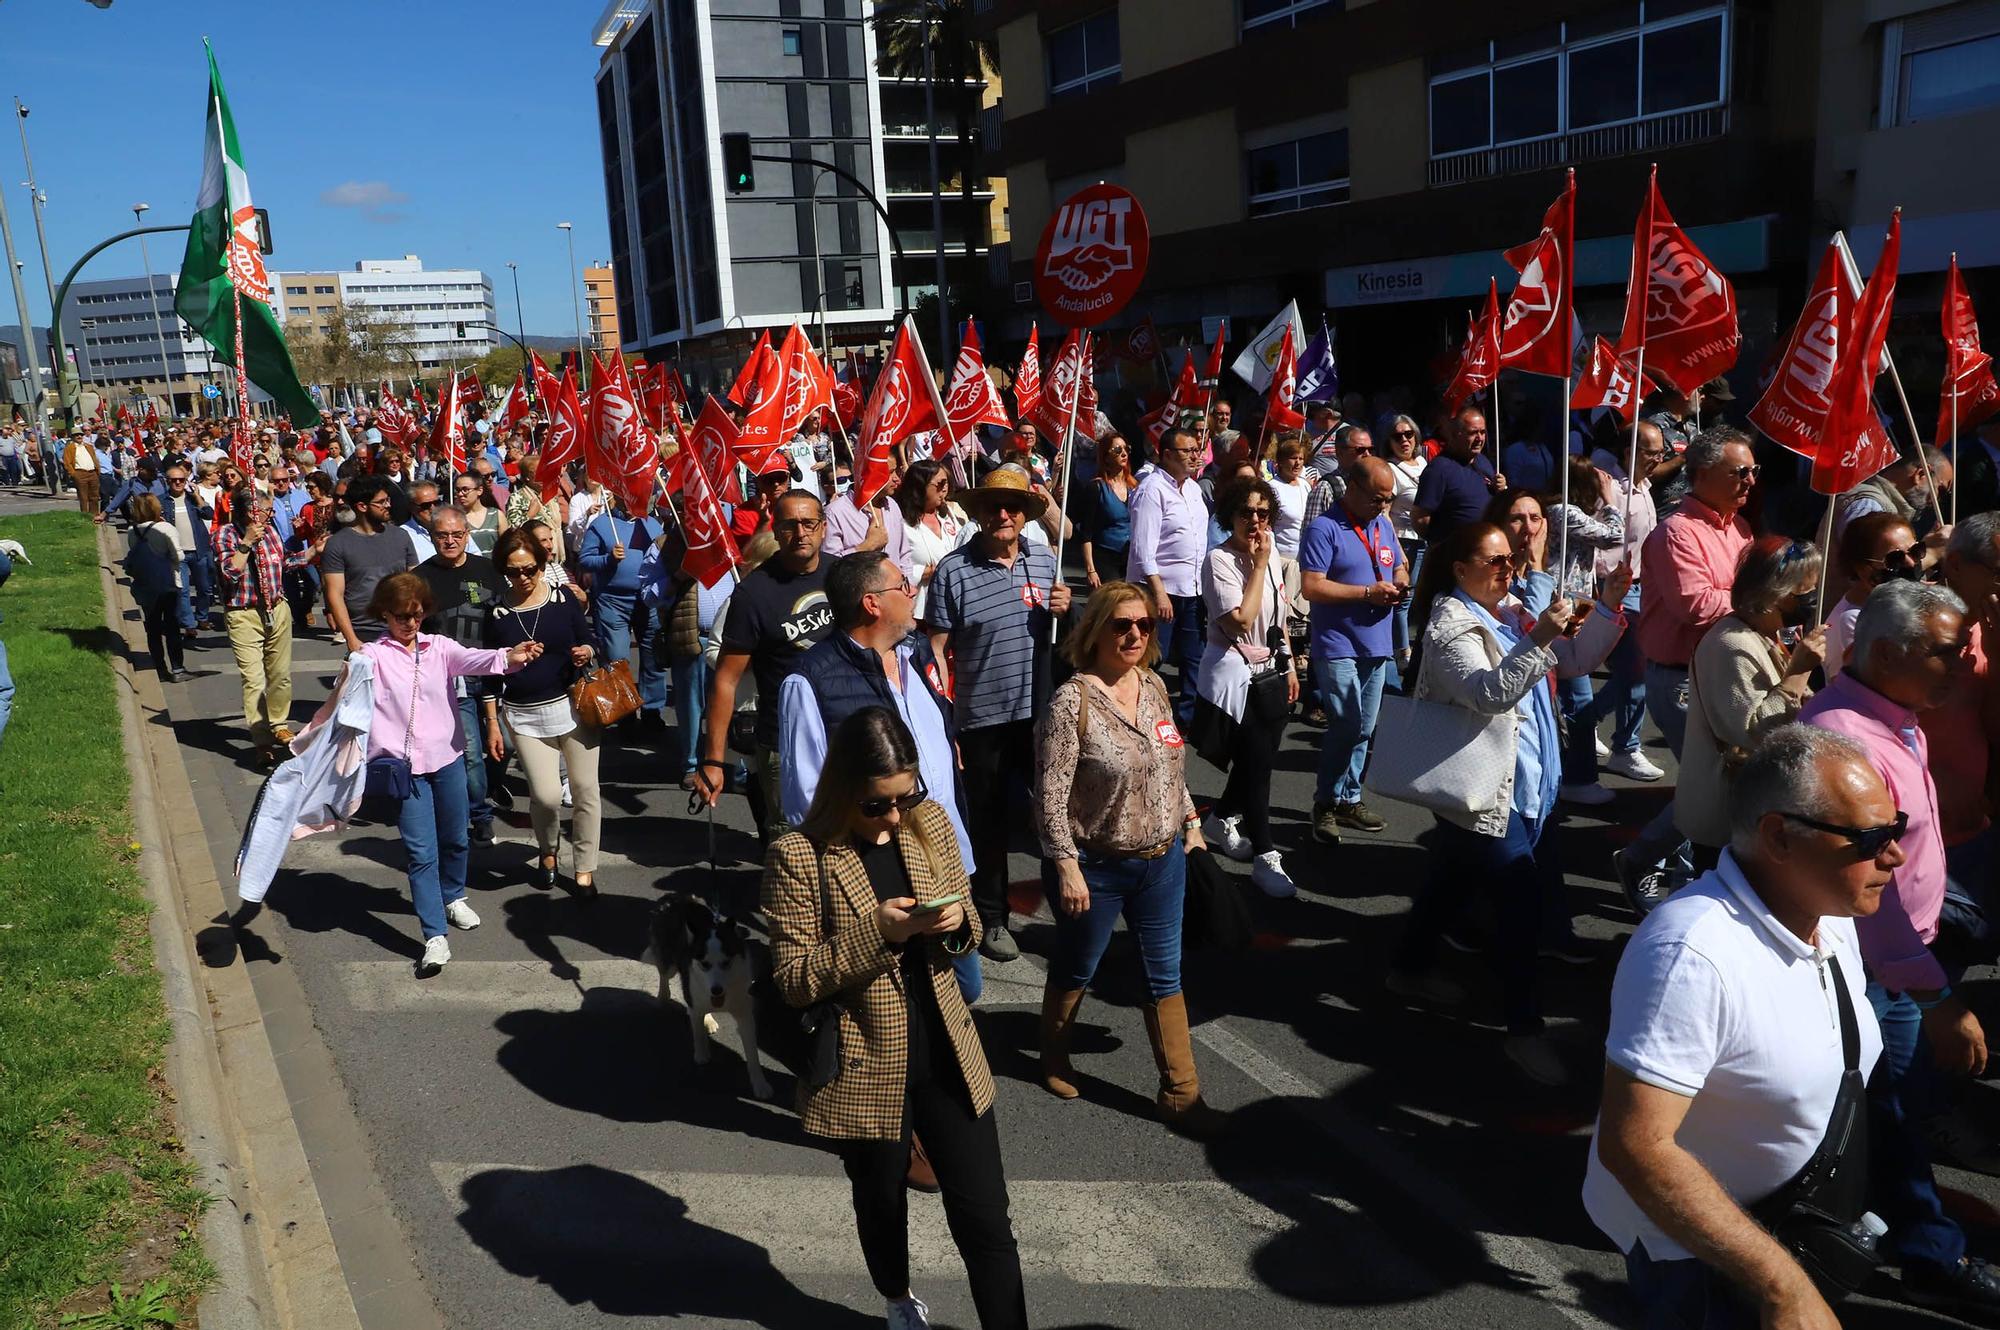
[174,42,319,425]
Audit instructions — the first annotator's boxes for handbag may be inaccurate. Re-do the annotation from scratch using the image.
[753,851,844,1090]
[363,643,422,802]
[569,658,642,729]
[1181,846,1254,952]
[1364,688,1515,818]
[1749,954,1880,1301]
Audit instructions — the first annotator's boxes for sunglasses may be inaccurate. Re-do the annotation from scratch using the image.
[1464,552,1515,571]
[1726,464,1762,481]
[1391,428,1417,440]
[384,609,425,624]
[1781,809,1908,860]
[1237,508,1273,523]
[502,564,540,580]
[413,499,438,510]
[1110,614,1156,636]
[1861,543,1927,568]
[775,517,825,533]
[857,783,928,818]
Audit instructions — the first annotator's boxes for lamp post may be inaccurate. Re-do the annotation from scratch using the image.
[0,177,48,445]
[506,260,532,403]
[14,103,58,318]
[132,203,175,415]
[556,221,583,371]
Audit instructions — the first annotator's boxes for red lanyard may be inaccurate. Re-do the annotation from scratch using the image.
[1347,517,1386,571]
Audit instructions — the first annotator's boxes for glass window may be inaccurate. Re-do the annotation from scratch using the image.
[782,28,802,57]
[1494,56,1560,141]
[1567,37,1639,126]
[1903,32,2000,122]
[1430,72,1490,154]
[1243,0,1336,34]
[1247,129,1350,216]
[1047,11,1120,98]
[1642,17,1724,113]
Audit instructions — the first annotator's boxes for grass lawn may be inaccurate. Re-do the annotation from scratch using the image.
[0,510,212,1326]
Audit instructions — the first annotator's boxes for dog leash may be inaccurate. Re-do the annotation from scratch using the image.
[689,761,728,916]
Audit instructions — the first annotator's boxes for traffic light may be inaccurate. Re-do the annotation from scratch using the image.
[722,132,754,193]
[455,322,467,338]
[254,206,274,255]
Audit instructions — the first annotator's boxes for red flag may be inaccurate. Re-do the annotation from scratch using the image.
[498,373,531,431]
[428,371,466,477]
[586,352,660,514]
[854,316,948,507]
[832,375,862,430]
[663,367,690,425]
[1263,325,1307,433]
[776,322,836,440]
[728,330,773,407]
[1615,165,1740,394]
[117,402,133,426]
[1444,280,1502,412]
[1571,336,1658,424]
[1499,170,1575,378]
[1014,324,1042,420]
[1812,214,1902,496]
[144,401,160,437]
[457,369,482,418]
[733,331,790,471]
[943,319,1012,454]
[410,382,431,423]
[674,397,744,589]
[1033,326,1089,444]
[673,392,745,505]
[1202,320,1228,384]
[1145,350,1202,445]
[1750,241,1851,460]
[1940,253,2000,444]
[531,354,585,498]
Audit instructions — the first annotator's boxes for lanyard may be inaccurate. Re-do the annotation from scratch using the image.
[1346,516,1388,572]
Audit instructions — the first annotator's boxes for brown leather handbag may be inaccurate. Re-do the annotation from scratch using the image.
[569,658,642,728]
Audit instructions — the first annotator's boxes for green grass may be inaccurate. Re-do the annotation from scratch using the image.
[0,511,213,1327]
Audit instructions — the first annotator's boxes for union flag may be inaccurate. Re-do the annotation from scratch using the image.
[1498,169,1574,379]
[1615,164,1741,394]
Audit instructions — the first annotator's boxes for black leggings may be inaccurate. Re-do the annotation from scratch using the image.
[838,1073,1026,1328]
[142,591,184,677]
[958,719,1035,928]
[1211,671,1289,854]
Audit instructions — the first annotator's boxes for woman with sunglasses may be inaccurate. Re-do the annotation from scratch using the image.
[1081,433,1137,591]
[1379,414,1428,667]
[1825,512,1924,681]
[764,706,1026,1330]
[480,529,602,895]
[1034,582,1225,1135]
[1678,536,1826,873]
[1391,521,1628,1086]
[362,572,541,975]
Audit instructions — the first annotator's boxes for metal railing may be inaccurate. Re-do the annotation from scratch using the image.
[1428,104,1731,187]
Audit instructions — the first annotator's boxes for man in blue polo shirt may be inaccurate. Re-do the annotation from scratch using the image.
[1300,457,1408,845]
[927,468,1072,961]
[1412,406,1504,545]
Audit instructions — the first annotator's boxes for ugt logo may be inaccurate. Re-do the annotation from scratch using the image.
[1043,195,1136,294]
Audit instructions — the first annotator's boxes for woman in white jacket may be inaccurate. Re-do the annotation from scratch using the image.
[1384,519,1628,1086]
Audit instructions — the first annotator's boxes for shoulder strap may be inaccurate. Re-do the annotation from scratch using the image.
[1826,953,1860,1072]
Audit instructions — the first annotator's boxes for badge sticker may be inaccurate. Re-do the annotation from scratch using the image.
[1155,720,1184,747]
[1021,583,1048,609]
[1378,547,1394,567]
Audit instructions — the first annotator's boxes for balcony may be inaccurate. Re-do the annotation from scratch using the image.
[1428,105,1731,188]
[885,174,997,200]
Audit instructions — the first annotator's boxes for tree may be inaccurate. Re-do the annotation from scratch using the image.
[280,303,417,401]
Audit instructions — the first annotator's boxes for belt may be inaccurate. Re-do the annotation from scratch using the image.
[1079,836,1176,862]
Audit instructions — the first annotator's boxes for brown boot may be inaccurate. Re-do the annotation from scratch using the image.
[1142,993,1228,1138]
[1039,985,1087,1100]
[905,1132,940,1193]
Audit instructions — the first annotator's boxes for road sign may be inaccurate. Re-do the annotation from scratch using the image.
[202,383,222,400]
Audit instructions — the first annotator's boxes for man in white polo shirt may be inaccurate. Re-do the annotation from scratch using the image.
[1585,724,1898,1327]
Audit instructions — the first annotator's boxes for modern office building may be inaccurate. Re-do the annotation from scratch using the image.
[273,272,344,334]
[276,257,496,373]
[64,275,226,418]
[584,261,623,353]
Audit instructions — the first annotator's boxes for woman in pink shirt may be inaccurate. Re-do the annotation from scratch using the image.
[362,572,541,975]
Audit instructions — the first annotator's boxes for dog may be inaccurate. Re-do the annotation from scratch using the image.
[645,893,774,1100]
[0,539,29,565]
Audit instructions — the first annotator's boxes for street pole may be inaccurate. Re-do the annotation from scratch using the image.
[132,203,175,416]
[921,6,951,364]
[506,260,533,405]
[0,171,48,447]
[557,221,583,370]
[808,165,829,353]
[14,103,58,319]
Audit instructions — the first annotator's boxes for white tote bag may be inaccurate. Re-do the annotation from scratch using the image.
[1364,691,1514,818]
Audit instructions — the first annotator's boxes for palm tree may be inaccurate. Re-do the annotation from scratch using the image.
[872,0,996,324]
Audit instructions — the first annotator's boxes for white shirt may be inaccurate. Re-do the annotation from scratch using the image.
[1126,469,1208,597]
[1582,851,1881,1261]
[1270,476,1311,559]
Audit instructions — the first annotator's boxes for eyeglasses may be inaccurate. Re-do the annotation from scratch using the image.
[857,783,928,818]
[384,609,425,624]
[413,499,438,510]
[1391,428,1417,440]
[1725,464,1762,481]
[774,517,825,533]
[1464,552,1515,571]
[502,564,539,580]
[1110,614,1156,637]
[1237,508,1273,523]
[871,575,916,599]
[1780,809,1909,860]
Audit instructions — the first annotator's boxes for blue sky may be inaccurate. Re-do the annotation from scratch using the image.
[1,0,614,338]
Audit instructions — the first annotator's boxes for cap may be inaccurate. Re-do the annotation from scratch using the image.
[1699,376,1736,402]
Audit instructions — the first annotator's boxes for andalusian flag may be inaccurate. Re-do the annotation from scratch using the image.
[173,42,319,425]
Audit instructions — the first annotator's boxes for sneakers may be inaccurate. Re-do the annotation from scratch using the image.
[1605,748,1666,782]
[1384,966,1465,1008]
[1560,782,1615,807]
[980,925,1020,963]
[1333,801,1388,833]
[1202,813,1254,862]
[1311,802,1343,846]
[1614,849,1673,918]
[418,935,451,976]
[1594,733,1612,760]
[445,899,481,930]
[1904,1256,2000,1320]
[468,821,495,846]
[1251,850,1296,898]
[560,778,573,808]
[1927,1104,2000,1176]
[1503,1034,1569,1086]
[886,1294,932,1329]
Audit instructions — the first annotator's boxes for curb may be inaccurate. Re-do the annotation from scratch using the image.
[97,527,364,1330]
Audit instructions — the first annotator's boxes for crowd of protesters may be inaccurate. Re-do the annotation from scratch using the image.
[26,347,2000,1330]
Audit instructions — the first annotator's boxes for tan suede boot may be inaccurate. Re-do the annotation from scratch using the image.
[1039,985,1087,1099]
[1142,993,1227,1138]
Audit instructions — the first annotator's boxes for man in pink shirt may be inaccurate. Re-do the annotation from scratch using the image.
[1802,579,2000,1309]
[1618,428,1757,914]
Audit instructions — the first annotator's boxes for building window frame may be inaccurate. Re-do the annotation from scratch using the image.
[1880,1,2000,127]
[1046,11,1120,100]
[782,27,803,57]
[1426,2,1730,161]
[1242,0,1336,35]
[1245,128,1351,216]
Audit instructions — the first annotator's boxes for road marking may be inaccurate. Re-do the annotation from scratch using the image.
[340,959,660,1013]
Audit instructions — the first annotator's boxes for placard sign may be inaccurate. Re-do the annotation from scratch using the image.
[1034,183,1149,327]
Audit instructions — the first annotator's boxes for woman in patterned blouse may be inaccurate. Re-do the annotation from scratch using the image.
[1033,581,1223,1137]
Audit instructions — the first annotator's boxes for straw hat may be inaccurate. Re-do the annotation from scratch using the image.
[955,465,1048,521]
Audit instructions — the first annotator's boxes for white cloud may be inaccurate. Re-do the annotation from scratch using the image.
[320,181,409,210]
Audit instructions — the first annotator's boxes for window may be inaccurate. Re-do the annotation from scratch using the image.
[313,284,335,295]
[284,285,307,296]
[1428,2,1727,158]
[1246,129,1350,215]
[1047,11,1119,99]
[782,27,802,56]
[1243,0,1335,32]
[1884,1,2000,125]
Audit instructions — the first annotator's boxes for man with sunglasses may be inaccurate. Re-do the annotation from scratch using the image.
[418,505,506,844]
[1302,423,1376,528]
[1800,579,2000,1318]
[402,481,441,563]
[1836,446,1953,551]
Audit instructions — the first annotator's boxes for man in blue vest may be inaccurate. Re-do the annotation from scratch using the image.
[159,462,217,638]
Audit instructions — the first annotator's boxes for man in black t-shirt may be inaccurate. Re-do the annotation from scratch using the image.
[692,490,833,838]
[418,505,507,842]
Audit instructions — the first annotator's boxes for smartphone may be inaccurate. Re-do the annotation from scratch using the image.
[911,893,964,912]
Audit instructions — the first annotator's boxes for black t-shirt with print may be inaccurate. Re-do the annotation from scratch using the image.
[720,559,834,747]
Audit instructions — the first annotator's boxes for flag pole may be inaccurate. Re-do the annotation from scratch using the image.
[1951,251,1961,528]
[1811,496,1836,624]
[1050,330,1085,645]
[1882,350,1948,530]
[1623,346,1646,564]
[1559,367,1572,583]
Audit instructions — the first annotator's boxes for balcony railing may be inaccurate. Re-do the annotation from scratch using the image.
[1428,104,1731,187]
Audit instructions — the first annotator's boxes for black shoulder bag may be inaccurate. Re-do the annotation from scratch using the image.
[1749,953,1880,1301]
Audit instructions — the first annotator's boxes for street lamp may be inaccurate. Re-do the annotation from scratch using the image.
[557,221,583,370]
[505,260,531,402]
[14,102,59,319]
[132,202,175,416]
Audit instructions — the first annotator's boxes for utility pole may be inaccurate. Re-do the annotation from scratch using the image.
[507,260,533,403]
[132,203,175,416]
[0,171,48,447]
[557,221,583,370]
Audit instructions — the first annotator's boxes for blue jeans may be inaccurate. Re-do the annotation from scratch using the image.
[671,650,708,776]
[1589,581,1648,754]
[1046,845,1186,1000]
[1627,662,1692,876]
[1163,593,1204,730]
[1559,674,1597,784]
[455,692,494,829]
[593,590,667,714]
[1622,1243,1757,1329]
[1391,540,1425,657]
[1396,811,1556,1035]
[177,554,215,630]
[398,756,472,940]
[0,639,13,753]
[1315,654,1388,806]
[0,454,19,486]
[1865,982,1966,1274]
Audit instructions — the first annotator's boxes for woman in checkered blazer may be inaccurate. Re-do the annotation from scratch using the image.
[763,706,1028,1330]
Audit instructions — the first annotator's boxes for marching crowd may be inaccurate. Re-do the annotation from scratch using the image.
[19,361,2000,1330]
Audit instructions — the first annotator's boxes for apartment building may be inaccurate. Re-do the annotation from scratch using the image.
[584,261,624,353]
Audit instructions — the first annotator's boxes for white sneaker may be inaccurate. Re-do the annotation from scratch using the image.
[1202,812,1253,862]
[1594,733,1612,760]
[561,778,573,808]
[445,899,481,930]
[1251,850,1296,898]
[418,935,451,975]
[1560,781,1615,806]
[886,1294,932,1329]
[1503,1034,1569,1087]
[1605,748,1665,782]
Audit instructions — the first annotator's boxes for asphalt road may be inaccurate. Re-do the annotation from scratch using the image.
[33,476,1999,1330]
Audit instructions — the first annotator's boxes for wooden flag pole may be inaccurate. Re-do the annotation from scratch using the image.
[1882,350,1949,530]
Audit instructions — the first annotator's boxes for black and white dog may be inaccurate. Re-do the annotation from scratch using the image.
[645,894,774,1100]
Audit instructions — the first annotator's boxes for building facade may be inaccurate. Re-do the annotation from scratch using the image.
[584,262,624,353]
[274,273,344,333]
[285,256,499,373]
[65,275,227,419]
